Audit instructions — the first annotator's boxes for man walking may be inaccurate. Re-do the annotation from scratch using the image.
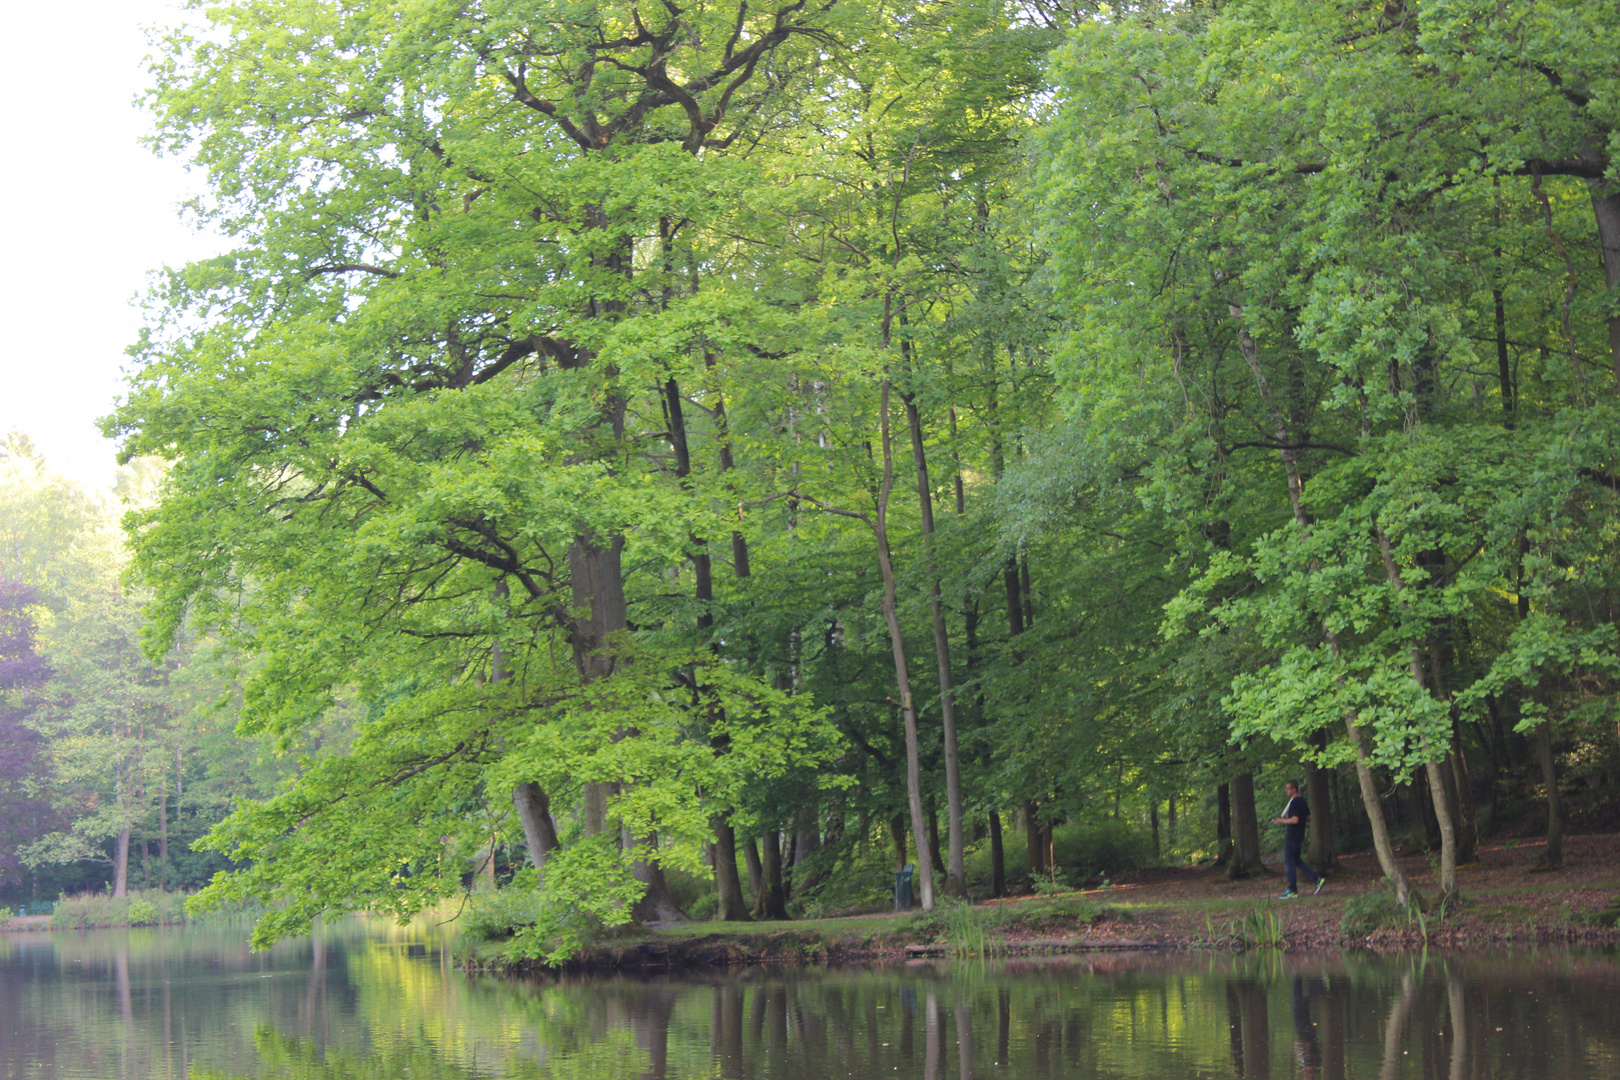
[1273,780,1324,898]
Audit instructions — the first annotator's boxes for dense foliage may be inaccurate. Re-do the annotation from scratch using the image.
[2,0,1617,944]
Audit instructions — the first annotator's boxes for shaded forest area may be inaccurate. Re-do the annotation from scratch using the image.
[4,0,1620,952]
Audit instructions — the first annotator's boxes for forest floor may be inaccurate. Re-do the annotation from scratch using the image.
[1011,831,1620,950]
[541,832,1620,971]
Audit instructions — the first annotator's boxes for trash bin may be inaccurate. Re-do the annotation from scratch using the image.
[893,863,915,910]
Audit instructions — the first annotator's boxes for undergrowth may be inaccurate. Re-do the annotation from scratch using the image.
[1198,905,1287,948]
[1340,889,1456,940]
[50,889,269,929]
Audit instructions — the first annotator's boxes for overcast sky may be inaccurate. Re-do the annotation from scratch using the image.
[0,0,221,492]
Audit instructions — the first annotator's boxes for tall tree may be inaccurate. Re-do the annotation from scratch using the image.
[113,0,846,953]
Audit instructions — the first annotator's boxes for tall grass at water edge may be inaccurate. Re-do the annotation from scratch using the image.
[46,889,269,930]
[940,902,998,958]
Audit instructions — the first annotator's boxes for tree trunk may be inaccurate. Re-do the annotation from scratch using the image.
[889,812,908,871]
[1423,758,1460,905]
[1226,771,1265,880]
[492,592,561,888]
[113,824,130,898]
[872,378,935,911]
[1377,530,1459,901]
[988,810,1005,898]
[711,814,752,921]
[512,782,561,880]
[1534,718,1564,870]
[1215,783,1233,869]
[157,783,169,886]
[1023,801,1046,880]
[570,531,627,847]
[742,834,763,899]
[1003,557,1024,637]
[569,530,627,681]
[1588,179,1620,386]
[752,830,788,920]
[925,796,944,888]
[781,828,797,898]
[113,751,130,897]
[793,802,821,871]
[1303,752,1336,871]
[570,530,687,919]
[902,390,968,899]
[1426,640,1480,866]
[1412,769,1442,852]
[1448,742,1478,865]
[1345,715,1418,907]
[628,829,688,924]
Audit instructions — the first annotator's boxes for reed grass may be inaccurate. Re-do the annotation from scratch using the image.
[49,889,269,929]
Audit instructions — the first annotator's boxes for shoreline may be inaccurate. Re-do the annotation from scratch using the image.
[466,833,1620,974]
[465,918,1620,976]
[11,835,1618,967]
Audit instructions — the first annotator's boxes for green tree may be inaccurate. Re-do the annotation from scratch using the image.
[1035,0,1620,904]
[113,0,850,950]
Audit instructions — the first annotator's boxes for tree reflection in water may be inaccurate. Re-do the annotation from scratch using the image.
[6,927,1620,1080]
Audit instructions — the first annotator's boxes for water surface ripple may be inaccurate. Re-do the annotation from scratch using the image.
[3,920,1616,1079]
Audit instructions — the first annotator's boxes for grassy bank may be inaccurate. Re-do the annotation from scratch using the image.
[457,896,1129,972]
[38,889,268,930]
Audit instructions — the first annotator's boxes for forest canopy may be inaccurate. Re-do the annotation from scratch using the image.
[3,0,1616,952]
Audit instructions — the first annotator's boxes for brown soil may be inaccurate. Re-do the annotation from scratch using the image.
[985,831,1620,950]
[482,835,1620,974]
[0,915,52,932]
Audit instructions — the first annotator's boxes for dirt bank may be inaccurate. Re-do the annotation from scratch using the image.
[479,832,1620,974]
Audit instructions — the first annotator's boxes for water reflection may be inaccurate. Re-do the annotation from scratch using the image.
[3,923,1619,1080]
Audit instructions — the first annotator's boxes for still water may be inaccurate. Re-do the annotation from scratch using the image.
[2,918,1617,1079]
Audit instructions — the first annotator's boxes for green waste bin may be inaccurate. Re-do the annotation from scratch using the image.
[893,863,915,910]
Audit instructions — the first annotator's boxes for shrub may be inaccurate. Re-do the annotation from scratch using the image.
[1053,821,1153,881]
[1030,868,1075,895]
[962,819,1152,895]
[1340,890,1402,937]
[662,867,710,917]
[962,835,1025,895]
[789,832,902,916]
[52,893,122,929]
[685,891,718,921]
[127,900,160,926]
[1583,895,1620,928]
[457,887,541,946]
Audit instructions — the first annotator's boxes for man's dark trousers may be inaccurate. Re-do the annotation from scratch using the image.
[1284,836,1320,892]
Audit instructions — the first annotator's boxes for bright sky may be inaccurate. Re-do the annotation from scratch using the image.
[0,1,221,493]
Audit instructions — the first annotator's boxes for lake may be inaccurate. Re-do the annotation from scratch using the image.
[3,918,1617,1078]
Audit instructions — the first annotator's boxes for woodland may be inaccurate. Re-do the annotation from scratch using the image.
[3,0,1620,960]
